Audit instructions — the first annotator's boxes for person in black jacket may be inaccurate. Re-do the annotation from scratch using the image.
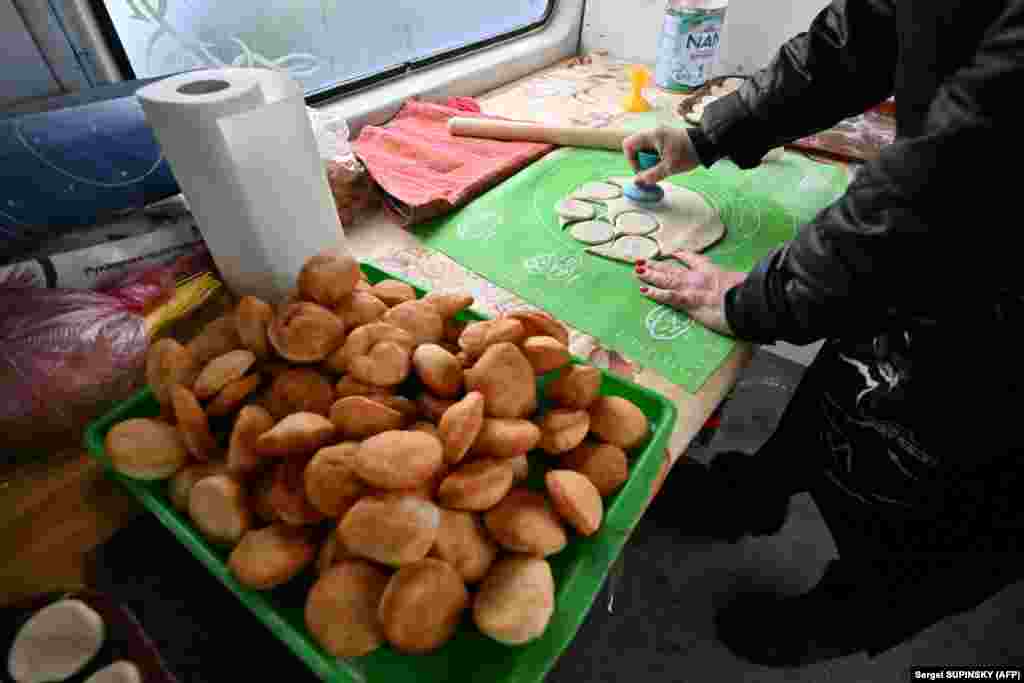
[624,0,1024,666]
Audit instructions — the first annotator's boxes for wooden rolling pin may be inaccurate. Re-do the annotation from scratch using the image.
[448,117,631,151]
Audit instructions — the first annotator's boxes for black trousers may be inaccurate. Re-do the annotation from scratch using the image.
[734,333,1024,655]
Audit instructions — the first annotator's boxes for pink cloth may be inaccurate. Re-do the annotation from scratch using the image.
[353,99,553,225]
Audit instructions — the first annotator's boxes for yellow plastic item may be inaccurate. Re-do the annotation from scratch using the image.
[143,271,222,337]
[622,65,653,113]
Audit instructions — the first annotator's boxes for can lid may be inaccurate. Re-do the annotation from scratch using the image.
[668,0,728,10]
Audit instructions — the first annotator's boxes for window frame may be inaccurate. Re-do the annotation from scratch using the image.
[85,0,558,103]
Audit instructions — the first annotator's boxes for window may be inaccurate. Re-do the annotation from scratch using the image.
[89,0,554,99]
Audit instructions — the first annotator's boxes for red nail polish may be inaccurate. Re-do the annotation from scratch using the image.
[640,287,648,294]
[636,266,646,274]
[637,259,647,266]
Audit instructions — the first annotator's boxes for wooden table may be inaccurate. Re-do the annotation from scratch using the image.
[0,53,761,607]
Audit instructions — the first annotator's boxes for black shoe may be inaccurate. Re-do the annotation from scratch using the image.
[714,560,868,666]
[646,451,791,541]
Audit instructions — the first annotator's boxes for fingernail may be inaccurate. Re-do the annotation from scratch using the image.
[636,266,645,274]
[639,287,648,294]
[637,259,647,266]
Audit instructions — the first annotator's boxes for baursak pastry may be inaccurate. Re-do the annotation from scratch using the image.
[431,508,497,583]
[186,314,242,366]
[305,560,391,658]
[536,409,590,455]
[170,385,218,462]
[105,418,188,480]
[473,555,555,645]
[265,367,336,418]
[471,418,542,460]
[464,343,537,419]
[206,373,262,417]
[297,248,362,308]
[521,336,570,375]
[351,430,444,490]
[438,459,515,511]
[562,442,629,496]
[226,405,276,476]
[588,396,649,450]
[378,558,469,654]
[268,302,346,363]
[303,443,366,516]
[168,462,226,513]
[484,488,567,556]
[145,338,198,410]
[193,349,256,400]
[372,279,416,306]
[329,396,404,440]
[412,344,464,399]
[382,300,445,346]
[545,469,604,536]
[254,412,336,458]
[188,474,251,546]
[342,322,416,387]
[338,493,441,567]
[437,391,485,465]
[228,523,318,590]
[235,295,274,359]
[545,364,602,409]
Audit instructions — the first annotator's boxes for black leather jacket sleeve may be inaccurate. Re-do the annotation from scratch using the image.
[705,1,1024,345]
[698,0,898,170]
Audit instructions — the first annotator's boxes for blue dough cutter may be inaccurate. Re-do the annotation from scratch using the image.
[624,151,665,204]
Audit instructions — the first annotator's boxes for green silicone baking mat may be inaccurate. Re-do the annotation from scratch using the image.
[416,118,849,392]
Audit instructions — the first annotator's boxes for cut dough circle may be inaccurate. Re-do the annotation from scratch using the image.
[615,211,659,235]
[8,600,105,683]
[587,235,660,264]
[573,182,621,201]
[84,661,143,683]
[569,220,615,245]
[555,199,596,221]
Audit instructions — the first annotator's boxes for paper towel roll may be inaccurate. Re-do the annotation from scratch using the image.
[137,69,348,302]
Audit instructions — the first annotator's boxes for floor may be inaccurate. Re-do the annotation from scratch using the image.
[81,349,1024,682]
[549,349,1024,682]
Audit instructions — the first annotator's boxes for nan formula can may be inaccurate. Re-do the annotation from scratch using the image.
[654,0,728,92]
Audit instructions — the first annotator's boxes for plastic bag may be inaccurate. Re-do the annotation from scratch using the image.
[308,107,380,226]
[0,257,216,456]
[0,287,149,452]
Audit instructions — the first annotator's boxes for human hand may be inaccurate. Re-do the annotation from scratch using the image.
[635,252,746,337]
[622,126,700,185]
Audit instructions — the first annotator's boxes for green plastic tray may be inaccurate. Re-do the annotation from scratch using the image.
[84,262,677,683]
